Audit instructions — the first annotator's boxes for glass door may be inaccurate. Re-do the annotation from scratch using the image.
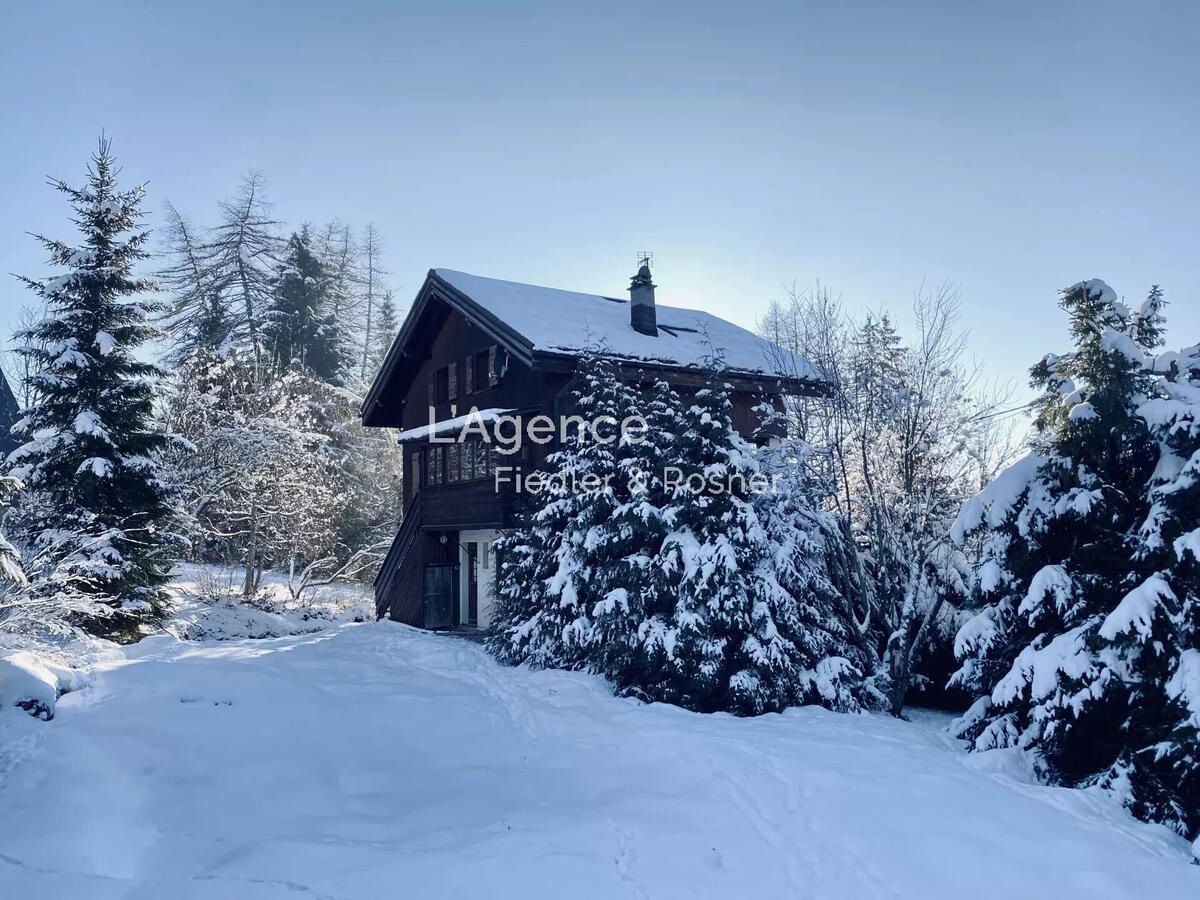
[423,564,459,629]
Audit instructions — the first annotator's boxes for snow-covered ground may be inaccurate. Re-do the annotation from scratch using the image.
[0,621,1196,899]
[162,562,373,641]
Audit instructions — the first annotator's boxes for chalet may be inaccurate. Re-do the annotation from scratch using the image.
[361,264,826,630]
[0,369,19,458]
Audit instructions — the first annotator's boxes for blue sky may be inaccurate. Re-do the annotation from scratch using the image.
[1,1,1197,399]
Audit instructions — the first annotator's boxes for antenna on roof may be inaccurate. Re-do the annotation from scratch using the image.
[635,251,653,270]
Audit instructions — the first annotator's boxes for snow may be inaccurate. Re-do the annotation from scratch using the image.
[163,563,372,640]
[1100,575,1175,641]
[76,456,114,478]
[0,650,91,721]
[1017,564,1073,619]
[954,607,999,658]
[73,410,110,440]
[93,331,117,356]
[0,653,59,719]
[1166,649,1200,730]
[1100,328,1150,367]
[1067,278,1118,305]
[1,621,1196,898]
[992,625,1094,706]
[952,452,1044,542]
[1174,527,1200,563]
[1068,401,1098,422]
[434,268,823,382]
[394,407,515,443]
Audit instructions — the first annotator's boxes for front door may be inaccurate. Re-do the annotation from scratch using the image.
[466,543,478,625]
[423,564,459,629]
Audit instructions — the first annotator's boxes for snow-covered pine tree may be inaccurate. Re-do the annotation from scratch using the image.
[1112,335,1200,838]
[650,363,816,714]
[266,229,349,384]
[5,140,183,638]
[752,405,880,711]
[585,376,679,696]
[488,352,637,668]
[951,279,1199,840]
[0,475,24,585]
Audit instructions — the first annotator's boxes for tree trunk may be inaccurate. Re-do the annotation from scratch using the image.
[243,504,259,597]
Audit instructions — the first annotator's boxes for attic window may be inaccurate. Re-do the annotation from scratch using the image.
[434,366,450,403]
[471,351,490,392]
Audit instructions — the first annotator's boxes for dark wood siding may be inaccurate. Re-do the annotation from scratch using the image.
[400,305,543,433]
[421,481,512,531]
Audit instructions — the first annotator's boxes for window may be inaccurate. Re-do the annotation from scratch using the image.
[472,351,490,393]
[429,362,459,403]
[447,444,461,483]
[462,441,475,481]
[428,445,444,485]
[472,441,489,480]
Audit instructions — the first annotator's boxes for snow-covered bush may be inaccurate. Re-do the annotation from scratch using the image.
[952,279,1200,842]
[162,349,394,596]
[165,563,371,641]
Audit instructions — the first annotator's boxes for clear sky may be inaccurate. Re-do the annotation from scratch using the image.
[1,0,1196,400]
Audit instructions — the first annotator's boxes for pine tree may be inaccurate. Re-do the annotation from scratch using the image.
[201,172,281,363]
[4,139,182,638]
[652,366,812,713]
[158,201,232,361]
[587,376,679,695]
[1113,337,1200,836]
[357,224,387,384]
[265,229,348,384]
[488,352,636,668]
[952,279,1199,841]
[490,354,877,715]
[367,290,399,377]
[753,417,880,711]
[0,475,24,584]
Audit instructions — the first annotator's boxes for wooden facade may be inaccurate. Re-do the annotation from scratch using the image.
[362,269,825,629]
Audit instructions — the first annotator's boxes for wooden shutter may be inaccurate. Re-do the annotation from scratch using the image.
[448,362,458,401]
[407,451,419,502]
[427,369,435,405]
[464,355,474,395]
[488,345,499,387]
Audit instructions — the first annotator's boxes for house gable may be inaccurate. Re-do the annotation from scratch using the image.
[362,277,543,431]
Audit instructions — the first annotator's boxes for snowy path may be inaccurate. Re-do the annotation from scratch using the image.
[0,623,1195,899]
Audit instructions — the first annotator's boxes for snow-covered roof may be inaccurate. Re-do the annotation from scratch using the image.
[433,269,822,383]
[395,408,514,444]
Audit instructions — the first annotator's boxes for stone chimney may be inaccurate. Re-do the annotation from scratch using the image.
[629,262,657,336]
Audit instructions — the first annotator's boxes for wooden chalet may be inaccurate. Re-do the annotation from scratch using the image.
[360,264,826,630]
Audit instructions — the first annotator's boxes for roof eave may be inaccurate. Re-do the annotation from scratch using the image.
[530,348,830,396]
